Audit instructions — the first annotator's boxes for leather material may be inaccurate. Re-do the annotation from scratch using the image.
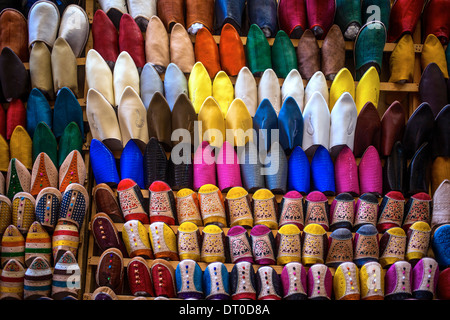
[421,34,449,78]
[378,191,406,233]
[329,68,355,110]
[58,5,89,58]
[272,30,298,79]
[403,193,432,232]
[118,179,150,224]
[11,192,36,234]
[201,224,226,260]
[193,142,216,190]
[97,0,128,28]
[59,149,86,193]
[302,224,328,265]
[91,212,127,257]
[120,139,144,189]
[389,34,415,83]
[213,71,234,117]
[0,8,28,62]
[411,257,439,299]
[288,146,310,195]
[216,141,242,192]
[203,262,229,299]
[171,93,197,147]
[92,9,119,70]
[355,66,380,113]
[53,87,84,140]
[234,67,258,116]
[0,47,30,102]
[119,13,145,70]
[358,145,383,197]
[302,91,331,156]
[253,98,278,152]
[9,125,32,170]
[0,134,7,172]
[329,92,357,156]
[28,0,60,48]
[32,122,57,167]
[89,139,120,187]
[432,225,450,269]
[255,266,282,300]
[188,62,212,113]
[58,183,89,230]
[51,219,79,267]
[246,24,272,76]
[419,62,448,118]
[258,68,281,114]
[186,0,214,33]
[34,187,61,232]
[432,179,450,231]
[157,0,185,31]
[407,142,431,195]
[326,229,354,268]
[353,225,379,267]
[321,24,346,80]
[93,183,124,223]
[198,184,226,228]
[353,102,381,157]
[278,0,307,38]
[29,42,53,101]
[306,264,332,299]
[51,37,78,96]
[194,27,220,78]
[225,98,253,147]
[335,0,361,40]
[225,188,253,229]
[354,21,386,81]
[433,104,450,158]
[177,222,202,259]
[145,15,170,73]
[278,96,303,154]
[279,191,305,230]
[176,259,204,297]
[380,231,408,273]
[333,261,360,300]
[6,99,26,140]
[197,96,225,148]
[52,251,81,299]
[219,23,246,76]
[335,146,360,196]
[140,63,164,109]
[86,88,122,152]
[388,0,425,43]
[6,158,30,199]
[354,193,379,230]
[114,51,140,107]
[170,23,195,73]
[423,0,450,45]
[311,146,335,196]
[230,261,257,300]
[175,191,202,226]
[147,92,172,150]
[144,137,169,189]
[1,258,25,299]
[402,102,434,159]
[96,248,124,294]
[380,101,406,157]
[250,224,276,264]
[148,221,178,259]
[406,222,431,264]
[305,0,336,39]
[431,157,450,196]
[247,0,277,38]
[264,142,288,194]
[118,86,149,150]
[383,141,407,195]
[164,63,188,111]
[150,259,176,298]
[24,224,52,269]
[281,69,305,113]
[214,0,246,33]
[127,256,154,297]
[86,49,115,106]
[304,71,329,107]
[296,29,320,80]
[168,143,193,190]
[127,0,157,32]
[237,140,265,193]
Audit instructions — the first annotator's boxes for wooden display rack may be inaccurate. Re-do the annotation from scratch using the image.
[81,0,432,300]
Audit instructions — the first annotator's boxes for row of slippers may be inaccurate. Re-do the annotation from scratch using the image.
[91,176,445,232]
[89,134,433,201]
[91,204,450,272]
[91,254,448,300]
[0,251,81,300]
